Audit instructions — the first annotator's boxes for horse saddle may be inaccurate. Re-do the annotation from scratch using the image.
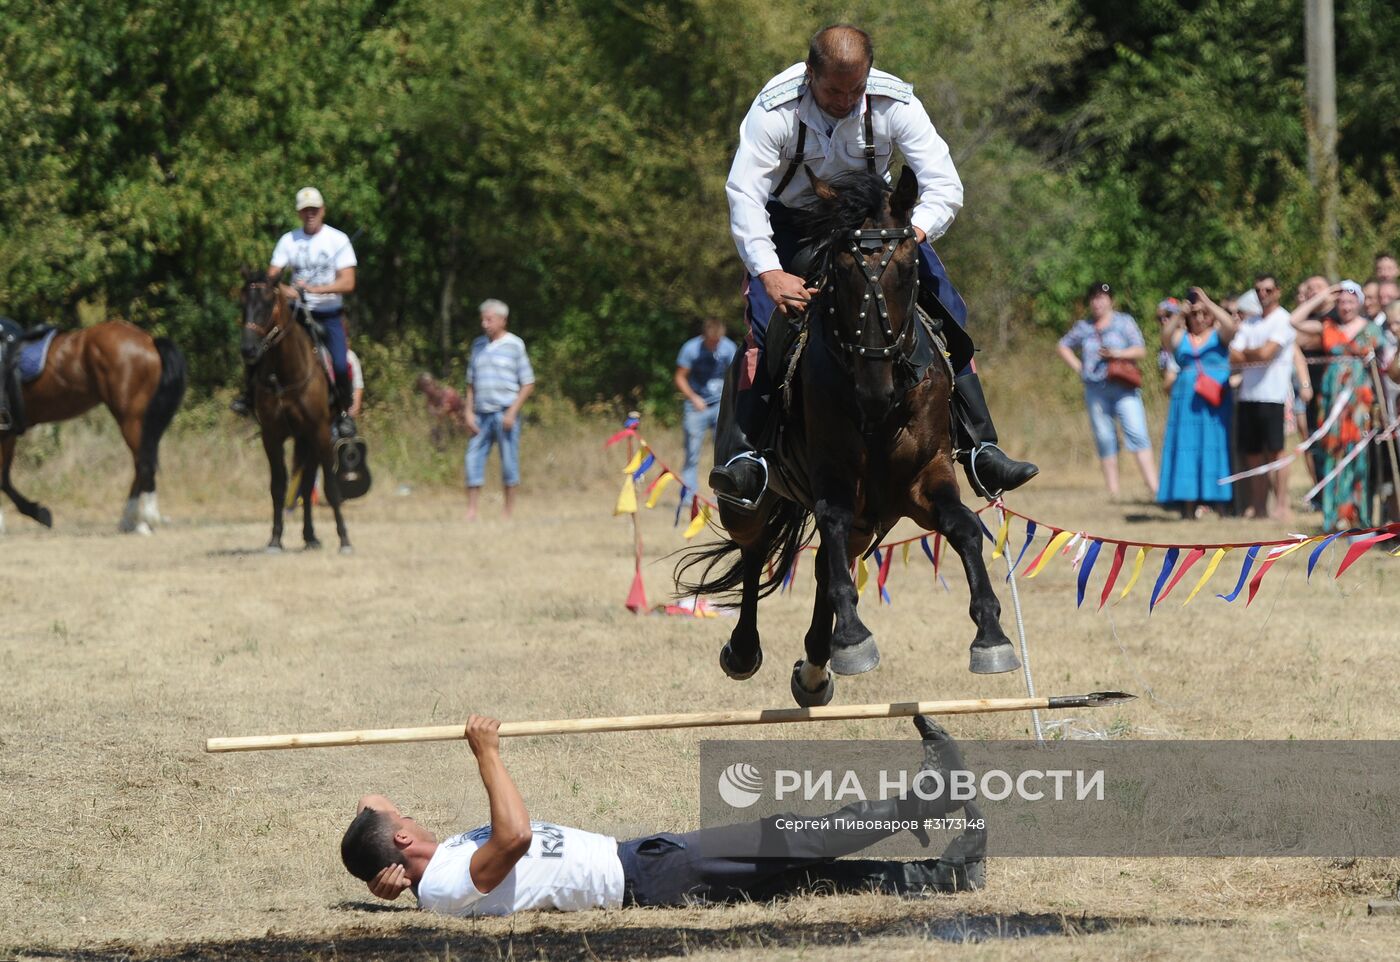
[333,434,372,500]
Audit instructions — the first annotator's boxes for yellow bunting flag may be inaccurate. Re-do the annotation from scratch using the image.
[1117,546,1151,601]
[682,504,710,539]
[1026,529,1074,578]
[613,477,637,516]
[991,512,1012,560]
[1183,547,1230,605]
[645,472,675,508]
[856,557,870,597]
[901,542,911,567]
[621,448,644,475]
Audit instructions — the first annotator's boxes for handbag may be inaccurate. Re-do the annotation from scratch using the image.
[1105,357,1142,389]
[1193,357,1224,407]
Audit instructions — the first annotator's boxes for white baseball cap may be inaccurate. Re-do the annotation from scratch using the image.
[295,187,325,211]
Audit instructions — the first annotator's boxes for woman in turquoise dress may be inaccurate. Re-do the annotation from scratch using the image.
[1157,291,1238,518]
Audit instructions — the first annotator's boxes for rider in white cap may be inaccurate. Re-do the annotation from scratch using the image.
[232,187,360,436]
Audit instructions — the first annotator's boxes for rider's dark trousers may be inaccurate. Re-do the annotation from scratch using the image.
[617,792,960,907]
[742,202,972,378]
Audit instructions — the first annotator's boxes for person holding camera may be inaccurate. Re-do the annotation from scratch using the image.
[1057,282,1158,500]
[1157,288,1238,519]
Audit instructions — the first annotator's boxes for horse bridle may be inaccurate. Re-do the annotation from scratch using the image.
[821,225,919,360]
[243,281,288,363]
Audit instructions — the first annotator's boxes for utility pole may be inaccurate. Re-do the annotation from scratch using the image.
[1305,0,1339,279]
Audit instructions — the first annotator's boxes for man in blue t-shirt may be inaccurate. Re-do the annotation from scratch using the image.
[674,319,738,499]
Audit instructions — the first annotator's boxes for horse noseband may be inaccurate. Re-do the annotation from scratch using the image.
[826,226,919,360]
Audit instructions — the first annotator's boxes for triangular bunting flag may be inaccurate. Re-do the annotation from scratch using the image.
[1218,544,1261,602]
[1098,543,1127,610]
[614,477,637,516]
[1155,546,1206,606]
[1117,547,1151,601]
[645,472,675,508]
[1183,547,1230,605]
[1335,532,1399,578]
[624,569,648,612]
[1148,547,1181,612]
[1076,540,1104,608]
[682,504,710,539]
[991,512,1011,560]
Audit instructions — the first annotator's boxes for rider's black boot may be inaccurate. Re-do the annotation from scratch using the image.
[333,369,357,439]
[953,371,1038,500]
[229,365,255,418]
[708,349,770,508]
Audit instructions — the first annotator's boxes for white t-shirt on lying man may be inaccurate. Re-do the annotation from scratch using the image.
[416,821,625,916]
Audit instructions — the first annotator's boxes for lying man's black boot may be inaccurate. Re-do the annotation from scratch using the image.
[952,371,1038,499]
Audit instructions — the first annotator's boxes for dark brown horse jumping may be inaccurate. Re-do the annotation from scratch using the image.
[680,168,1018,707]
[0,321,186,534]
[240,271,351,553]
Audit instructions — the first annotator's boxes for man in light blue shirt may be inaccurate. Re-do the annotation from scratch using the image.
[674,319,738,499]
[465,299,535,520]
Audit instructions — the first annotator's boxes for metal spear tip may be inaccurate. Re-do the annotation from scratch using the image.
[1046,691,1136,709]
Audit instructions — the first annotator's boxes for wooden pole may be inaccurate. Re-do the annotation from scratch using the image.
[205,692,1133,753]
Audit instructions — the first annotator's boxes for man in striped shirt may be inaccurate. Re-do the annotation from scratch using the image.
[465,299,535,520]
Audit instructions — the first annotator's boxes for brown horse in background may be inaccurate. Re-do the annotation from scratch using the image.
[1,322,186,533]
[239,271,351,553]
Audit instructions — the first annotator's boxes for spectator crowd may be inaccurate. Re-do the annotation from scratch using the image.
[1057,254,1400,532]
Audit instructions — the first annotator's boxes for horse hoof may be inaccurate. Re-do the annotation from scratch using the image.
[36,508,53,529]
[969,642,1020,674]
[720,643,762,680]
[304,540,322,551]
[830,635,881,676]
[265,543,283,554]
[338,544,354,556]
[790,660,835,707]
[134,522,153,536]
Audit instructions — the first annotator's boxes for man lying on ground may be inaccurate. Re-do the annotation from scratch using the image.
[341,715,986,916]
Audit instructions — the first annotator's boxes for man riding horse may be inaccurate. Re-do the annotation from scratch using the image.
[712,24,1037,508]
[231,187,359,438]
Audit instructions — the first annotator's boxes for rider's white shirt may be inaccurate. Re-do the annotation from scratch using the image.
[726,62,963,277]
[270,224,357,311]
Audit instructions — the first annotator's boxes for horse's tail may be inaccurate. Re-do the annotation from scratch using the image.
[138,337,187,476]
[675,499,814,601]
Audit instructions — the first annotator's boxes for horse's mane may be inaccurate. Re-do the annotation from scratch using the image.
[798,172,892,252]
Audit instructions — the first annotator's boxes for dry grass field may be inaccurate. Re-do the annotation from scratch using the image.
[4,380,1400,961]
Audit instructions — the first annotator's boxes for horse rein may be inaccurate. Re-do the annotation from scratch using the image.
[821,225,919,361]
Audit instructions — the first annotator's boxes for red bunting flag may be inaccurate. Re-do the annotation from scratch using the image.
[1098,542,1128,610]
[1335,532,1399,578]
[624,569,648,612]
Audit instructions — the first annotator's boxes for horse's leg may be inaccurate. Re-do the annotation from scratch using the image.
[718,546,765,680]
[813,490,879,676]
[0,435,53,528]
[791,542,836,706]
[927,482,1018,674]
[262,429,287,552]
[315,426,352,554]
[113,414,154,535]
[295,437,321,549]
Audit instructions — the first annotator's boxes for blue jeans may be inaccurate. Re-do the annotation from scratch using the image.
[306,308,348,378]
[682,402,721,494]
[465,411,521,488]
[1083,380,1151,457]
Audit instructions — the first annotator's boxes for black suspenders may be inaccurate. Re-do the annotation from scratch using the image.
[774,94,876,196]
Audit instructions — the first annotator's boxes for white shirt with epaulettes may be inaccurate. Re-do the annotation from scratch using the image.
[725,62,964,278]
